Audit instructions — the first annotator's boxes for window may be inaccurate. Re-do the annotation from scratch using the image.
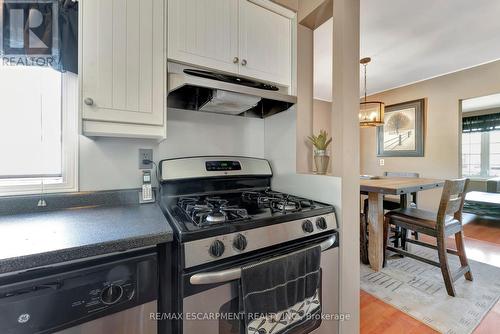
[490,131,500,176]
[0,65,78,195]
[462,132,481,177]
[462,130,500,178]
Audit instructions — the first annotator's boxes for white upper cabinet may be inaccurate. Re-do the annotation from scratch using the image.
[238,0,292,86]
[167,0,294,87]
[81,0,165,128]
[168,0,239,74]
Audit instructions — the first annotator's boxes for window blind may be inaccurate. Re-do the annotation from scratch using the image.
[462,112,500,133]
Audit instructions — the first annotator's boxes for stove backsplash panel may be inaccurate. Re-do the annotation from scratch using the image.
[79,109,265,191]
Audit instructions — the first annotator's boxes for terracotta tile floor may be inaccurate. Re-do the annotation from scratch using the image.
[360,219,500,333]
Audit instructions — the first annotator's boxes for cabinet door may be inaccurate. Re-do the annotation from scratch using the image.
[168,0,239,74]
[82,0,165,125]
[238,0,292,86]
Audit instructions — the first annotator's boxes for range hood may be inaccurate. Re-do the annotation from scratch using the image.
[167,65,297,118]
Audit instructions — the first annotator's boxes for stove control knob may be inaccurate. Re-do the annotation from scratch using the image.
[316,217,328,230]
[209,240,225,257]
[100,284,123,305]
[302,220,314,233]
[233,234,248,251]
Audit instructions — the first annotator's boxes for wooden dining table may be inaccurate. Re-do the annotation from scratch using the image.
[360,177,445,271]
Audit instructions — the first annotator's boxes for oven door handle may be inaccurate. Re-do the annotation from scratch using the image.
[189,235,336,285]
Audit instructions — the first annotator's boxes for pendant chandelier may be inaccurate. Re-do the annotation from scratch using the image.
[359,57,384,127]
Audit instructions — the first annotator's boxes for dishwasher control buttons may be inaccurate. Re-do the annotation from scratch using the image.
[100,284,123,305]
[209,240,225,257]
[233,234,248,251]
[302,220,314,233]
[316,217,328,230]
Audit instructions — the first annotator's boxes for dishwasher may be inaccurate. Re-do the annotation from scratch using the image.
[0,248,159,334]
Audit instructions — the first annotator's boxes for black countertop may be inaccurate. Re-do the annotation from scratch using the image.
[0,190,173,275]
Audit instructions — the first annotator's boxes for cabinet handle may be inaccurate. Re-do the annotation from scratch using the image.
[233,57,239,64]
[241,59,247,66]
[84,97,94,106]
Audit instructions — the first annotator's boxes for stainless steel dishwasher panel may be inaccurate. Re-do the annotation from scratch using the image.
[55,301,157,334]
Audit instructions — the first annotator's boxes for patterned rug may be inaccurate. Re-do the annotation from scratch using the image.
[361,245,500,334]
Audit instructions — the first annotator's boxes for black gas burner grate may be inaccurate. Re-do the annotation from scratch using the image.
[241,189,316,214]
[177,196,249,226]
[176,189,317,227]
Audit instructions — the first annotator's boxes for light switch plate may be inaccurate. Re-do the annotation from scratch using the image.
[379,159,385,166]
[139,149,153,169]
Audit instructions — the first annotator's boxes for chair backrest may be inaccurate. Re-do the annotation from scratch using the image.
[384,171,420,178]
[437,178,470,228]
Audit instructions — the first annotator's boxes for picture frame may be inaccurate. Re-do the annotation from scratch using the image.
[377,99,425,157]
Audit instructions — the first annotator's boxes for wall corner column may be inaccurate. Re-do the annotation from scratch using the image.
[331,0,361,333]
[296,24,314,173]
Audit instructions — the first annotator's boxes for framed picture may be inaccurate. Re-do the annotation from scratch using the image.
[377,99,425,157]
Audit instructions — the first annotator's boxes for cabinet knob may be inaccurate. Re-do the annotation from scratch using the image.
[84,97,94,106]
[233,57,239,64]
[241,59,247,66]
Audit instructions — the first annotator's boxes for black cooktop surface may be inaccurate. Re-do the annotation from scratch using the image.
[162,189,335,241]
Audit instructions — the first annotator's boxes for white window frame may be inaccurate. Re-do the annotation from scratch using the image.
[0,72,79,196]
[480,132,490,177]
[462,130,496,179]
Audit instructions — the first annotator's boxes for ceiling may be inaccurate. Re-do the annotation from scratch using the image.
[313,0,500,102]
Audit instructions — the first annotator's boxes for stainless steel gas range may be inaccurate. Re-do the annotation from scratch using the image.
[159,156,339,334]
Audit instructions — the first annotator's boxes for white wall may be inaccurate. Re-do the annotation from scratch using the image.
[79,136,156,191]
[264,107,297,175]
[158,109,265,159]
[79,109,265,191]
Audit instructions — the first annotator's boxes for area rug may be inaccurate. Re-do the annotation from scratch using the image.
[360,245,500,334]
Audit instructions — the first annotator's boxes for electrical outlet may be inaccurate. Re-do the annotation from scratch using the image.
[379,159,385,166]
[139,149,153,169]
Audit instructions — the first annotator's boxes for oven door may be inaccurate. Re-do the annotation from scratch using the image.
[181,232,339,334]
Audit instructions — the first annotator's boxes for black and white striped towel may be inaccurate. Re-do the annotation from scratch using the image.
[240,245,322,334]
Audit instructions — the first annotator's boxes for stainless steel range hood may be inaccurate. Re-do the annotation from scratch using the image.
[167,64,296,118]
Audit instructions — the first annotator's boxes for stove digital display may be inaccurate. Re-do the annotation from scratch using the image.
[206,161,242,171]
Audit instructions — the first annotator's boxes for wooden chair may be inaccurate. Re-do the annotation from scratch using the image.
[383,179,473,297]
[360,172,419,265]
[360,213,369,264]
[381,172,420,249]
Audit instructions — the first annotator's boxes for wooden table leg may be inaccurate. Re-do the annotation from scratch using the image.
[367,192,384,271]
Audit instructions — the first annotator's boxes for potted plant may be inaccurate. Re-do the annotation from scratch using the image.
[308,130,332,174]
